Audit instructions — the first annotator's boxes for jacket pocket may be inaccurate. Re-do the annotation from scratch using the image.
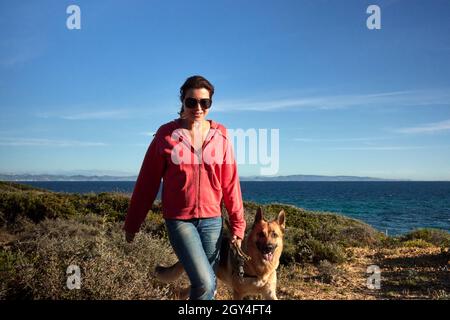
[200,165,222,206]
[204,165,222,192]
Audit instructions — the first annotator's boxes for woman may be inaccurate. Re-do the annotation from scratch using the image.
[123,75,246,300]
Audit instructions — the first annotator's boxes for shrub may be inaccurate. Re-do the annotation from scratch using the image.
[302,239,347,264]
[82,192,129,222]
[316,260,342,284]
[402,239,434,248]
[401,229,450,247]
[0,181,46,192]
[142,210,168,239]
[279,226,347,265]
[0,192,79,226]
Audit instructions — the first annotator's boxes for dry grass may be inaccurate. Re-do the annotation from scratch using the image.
[0,215,184,299]
[374,247,450,299]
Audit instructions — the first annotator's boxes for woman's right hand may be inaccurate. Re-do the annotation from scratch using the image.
[125,231,136,243]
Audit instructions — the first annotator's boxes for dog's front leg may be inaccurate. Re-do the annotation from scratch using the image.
[262,281,278,300]
[262,289,278,300]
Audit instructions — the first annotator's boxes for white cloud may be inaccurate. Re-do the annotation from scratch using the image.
[213,89,450,112]
[35,109,135,120]
[0,138,108,147]
[293,137,390,142]
[325,146,438,151]
[61,110,132,120]
[395,119,450,134]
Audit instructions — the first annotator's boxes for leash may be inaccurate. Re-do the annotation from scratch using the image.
[230,241,257,279]
[230,241,253,278]
[224,218,254,278]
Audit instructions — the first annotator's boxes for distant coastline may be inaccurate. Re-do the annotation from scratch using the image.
[0,173,410,182]
[239,174,408,182]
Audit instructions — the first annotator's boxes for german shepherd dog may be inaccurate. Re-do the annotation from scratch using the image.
[155,207,285,300]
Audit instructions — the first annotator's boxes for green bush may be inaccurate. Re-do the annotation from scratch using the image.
[402,239,434,248]
[300,239,346,264]
[401,229,450,247]
[0,181,46,192]
[379,235,402,248]
[0,192,79,226]
[82,192,129,221]
[279,224,348,265]
[0,184,135,227]
[142,210,168,239]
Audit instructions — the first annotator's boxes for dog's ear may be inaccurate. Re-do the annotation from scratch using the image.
[277,210,286,232]
[254,207,264,223]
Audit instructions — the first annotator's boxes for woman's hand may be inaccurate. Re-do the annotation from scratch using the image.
[231,234,242,248]
[125,231,136,243]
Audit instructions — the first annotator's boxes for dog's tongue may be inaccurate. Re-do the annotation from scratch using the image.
[263,252,273,261]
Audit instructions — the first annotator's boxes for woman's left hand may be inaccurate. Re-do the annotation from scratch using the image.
[231,235,242,248]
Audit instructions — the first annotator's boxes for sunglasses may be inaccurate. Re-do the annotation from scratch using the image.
[184,97,212,109]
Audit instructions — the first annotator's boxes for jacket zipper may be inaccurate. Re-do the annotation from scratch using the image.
[177,120,215,220]
[197,151,201,218]
[197,129,213,219]
[193,141,203,219]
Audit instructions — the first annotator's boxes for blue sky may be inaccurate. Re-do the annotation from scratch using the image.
[1,0,450,180]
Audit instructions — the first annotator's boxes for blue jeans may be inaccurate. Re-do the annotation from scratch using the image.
[165,217,223,300]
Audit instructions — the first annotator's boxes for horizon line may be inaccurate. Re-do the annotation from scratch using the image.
[1,172,450,182]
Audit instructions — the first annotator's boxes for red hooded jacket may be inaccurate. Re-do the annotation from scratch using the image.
[123,119,246,239]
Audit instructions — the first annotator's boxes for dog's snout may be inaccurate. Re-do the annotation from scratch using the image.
[260,243,276,254]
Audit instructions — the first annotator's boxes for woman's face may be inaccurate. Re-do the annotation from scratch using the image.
[182,88,211,123]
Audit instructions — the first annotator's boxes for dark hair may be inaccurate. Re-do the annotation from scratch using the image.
[178,75,215,117]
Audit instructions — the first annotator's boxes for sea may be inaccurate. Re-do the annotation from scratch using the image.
[19,181,450,236]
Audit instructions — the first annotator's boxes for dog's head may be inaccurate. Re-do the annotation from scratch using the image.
[248,207,285,263]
